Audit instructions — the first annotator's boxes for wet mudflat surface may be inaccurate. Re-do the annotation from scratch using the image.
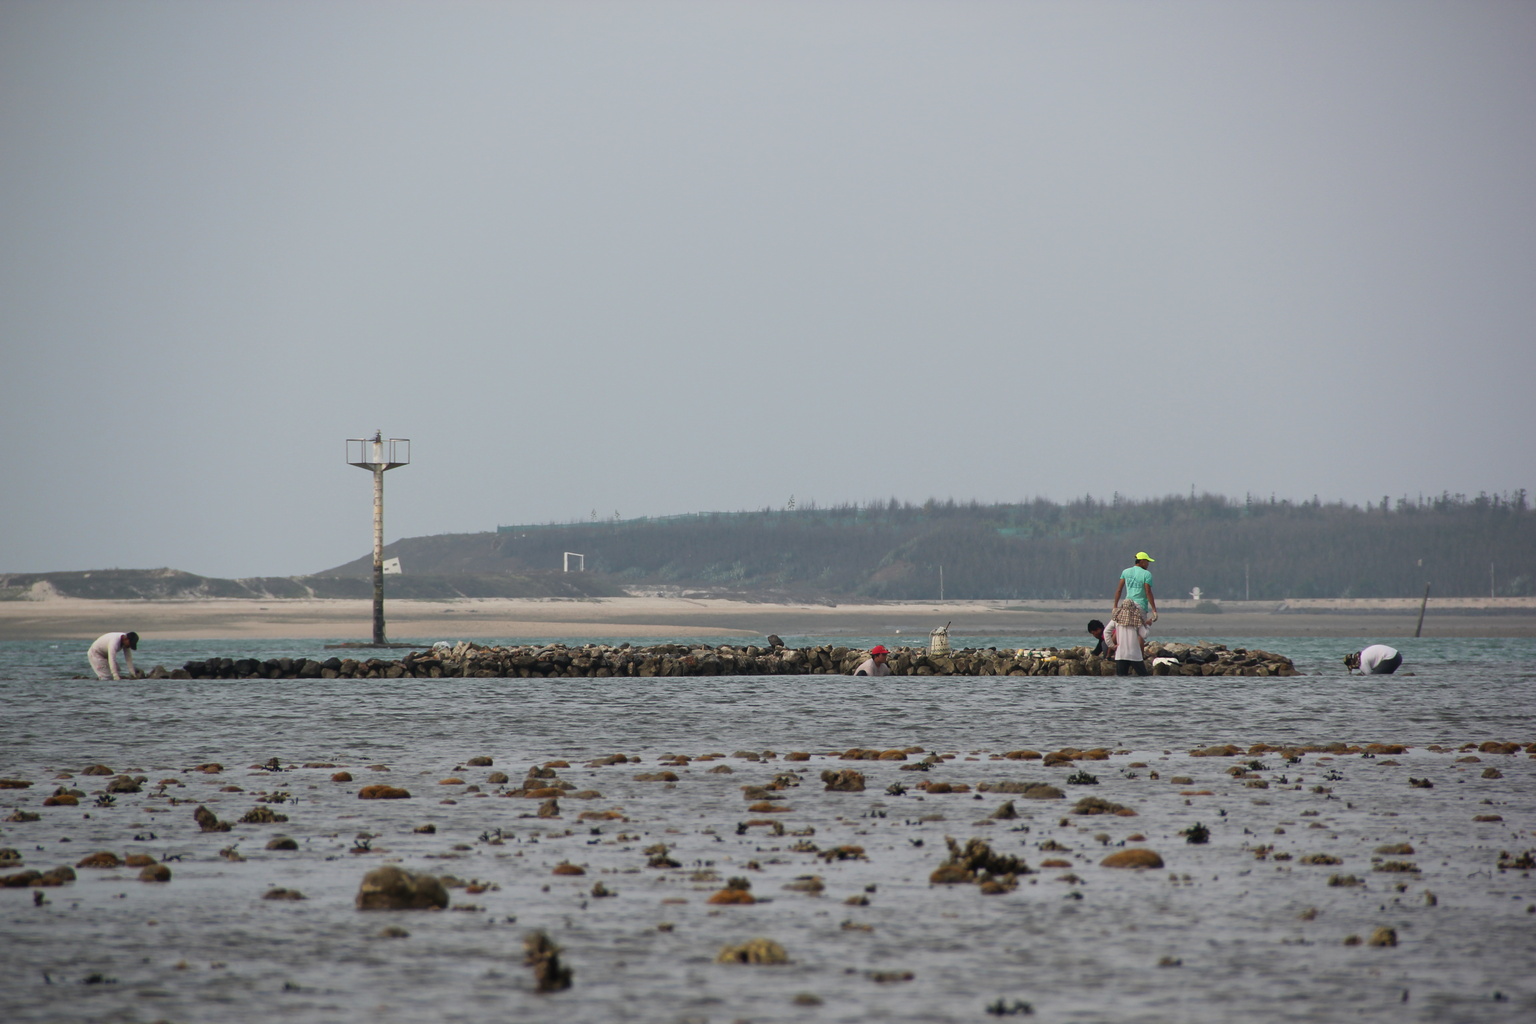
[2,638,1534,1023]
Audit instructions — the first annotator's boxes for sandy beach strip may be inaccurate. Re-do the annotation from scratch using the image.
[0,595,1532,642]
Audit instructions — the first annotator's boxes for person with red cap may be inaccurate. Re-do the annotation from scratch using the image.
[851,645,893,676]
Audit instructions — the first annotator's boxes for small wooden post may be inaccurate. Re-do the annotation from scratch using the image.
[1413,582,1430,638]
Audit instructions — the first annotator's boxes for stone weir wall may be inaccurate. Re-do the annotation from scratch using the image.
[149,640,1297,680]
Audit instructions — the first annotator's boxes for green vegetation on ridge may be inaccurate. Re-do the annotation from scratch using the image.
[10,492,1529,603]
[350,491,1535,601]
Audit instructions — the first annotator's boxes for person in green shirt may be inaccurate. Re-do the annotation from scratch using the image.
[1112,552,1157,621]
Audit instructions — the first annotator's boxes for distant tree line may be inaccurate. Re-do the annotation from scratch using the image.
[472,491,1534,600]
[0,568,619,602]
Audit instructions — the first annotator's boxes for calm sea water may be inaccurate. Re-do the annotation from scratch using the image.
[3,634,1534,1023]
[6,634,1532,758]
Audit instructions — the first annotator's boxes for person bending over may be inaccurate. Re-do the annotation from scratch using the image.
[88,631,140,680]
[1344,645,1402,675]
[1087,619,1107,657]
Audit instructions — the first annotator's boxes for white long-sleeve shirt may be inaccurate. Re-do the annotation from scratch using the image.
[88,632,135,679]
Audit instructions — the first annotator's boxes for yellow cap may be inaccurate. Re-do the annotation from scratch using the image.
[1136,551,1154,562]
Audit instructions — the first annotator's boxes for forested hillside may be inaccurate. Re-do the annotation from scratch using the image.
[0,568,618,602]
[326,491,1535,601]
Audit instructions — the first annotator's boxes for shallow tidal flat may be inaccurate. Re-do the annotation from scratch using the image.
[3,738,1534,1023]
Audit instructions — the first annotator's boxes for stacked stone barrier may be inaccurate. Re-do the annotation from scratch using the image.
[147,640,1297,680]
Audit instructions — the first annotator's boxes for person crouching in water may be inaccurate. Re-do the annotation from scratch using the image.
[851,645,893,676]
[1344,645,1403,675]
[88,631,140,680]
[1103,602,1150,676]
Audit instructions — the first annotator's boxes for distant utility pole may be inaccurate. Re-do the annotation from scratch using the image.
[1414,582,1431,638]
[347,431,410,645]
[939,565,945,602]
[1245,563,1250,602]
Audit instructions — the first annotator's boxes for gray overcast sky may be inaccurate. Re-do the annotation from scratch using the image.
[2,1,1533,579]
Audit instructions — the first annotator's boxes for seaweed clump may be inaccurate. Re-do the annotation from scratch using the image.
[929,836,1030,893]
[524,931,573,992]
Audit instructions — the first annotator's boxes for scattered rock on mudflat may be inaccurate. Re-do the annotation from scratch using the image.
[1101,849,1165,869]
[524,930,573,991]
[2,866,71,887]
[709,882,757,904]
[716,938,788,964]
[821,769,865,792]
[1073,796,1136,816]
[76,852,122,869]
[981,781,1063,799]
[194,805,232,832]
[930,836,1027,887]
[355,866,449,910]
